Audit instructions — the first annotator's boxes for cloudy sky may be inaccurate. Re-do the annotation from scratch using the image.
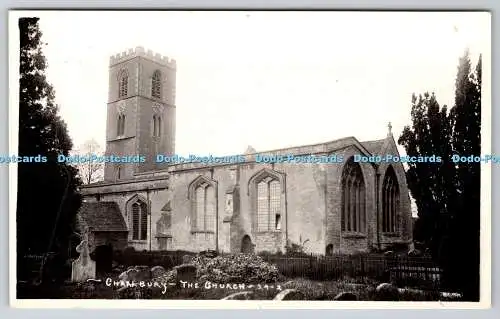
[27,11,488,158]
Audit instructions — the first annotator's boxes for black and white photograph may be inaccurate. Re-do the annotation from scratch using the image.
[9,10,491,308]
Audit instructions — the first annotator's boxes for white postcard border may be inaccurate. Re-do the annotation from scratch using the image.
[7,10,492,309]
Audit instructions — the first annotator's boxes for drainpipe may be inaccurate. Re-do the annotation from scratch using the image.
[211,168,219,253]
[284,174,288,250]
[147,188,151,251]
[215,180,219,253]
[376,171,381,250]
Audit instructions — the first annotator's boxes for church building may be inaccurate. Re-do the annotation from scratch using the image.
[79,47,413,255]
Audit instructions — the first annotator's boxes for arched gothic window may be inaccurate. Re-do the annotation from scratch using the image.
[152,70,162,99]
[118,70,128,98]
[129,198,148,240]
[117,114,125,136]
[257,177,282,232]
[152,114,162,137]
[382,166,400,233]
[249,169,285,233]
[341,157,366,233]
[189,177,216,233]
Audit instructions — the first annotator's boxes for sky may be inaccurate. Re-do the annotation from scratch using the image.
[32,11,489,160]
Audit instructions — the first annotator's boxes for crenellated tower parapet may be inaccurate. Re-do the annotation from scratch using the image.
[109,46,177,69]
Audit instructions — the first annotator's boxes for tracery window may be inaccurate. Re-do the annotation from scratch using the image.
[189,177,216,233]
[256,177,281,232]
[382,166,400,233]
[129,198,148,241]
[341,157,366,233]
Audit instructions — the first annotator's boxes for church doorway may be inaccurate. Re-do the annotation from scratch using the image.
[325,244,334,256]
[241,235,254,254]
[94,244,113,275]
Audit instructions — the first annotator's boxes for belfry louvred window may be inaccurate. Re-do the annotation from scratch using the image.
[118,70,128,98]
[152,70,162,99]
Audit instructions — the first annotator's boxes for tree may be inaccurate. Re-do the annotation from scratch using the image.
[398,50,482,300]
[398,92,456,257]
[447,52,482,301]
[74,139,104,184]
[17,17,82,283]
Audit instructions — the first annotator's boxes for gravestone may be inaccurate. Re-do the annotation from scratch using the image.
[134,265,151,281]
[71,237,96,282]
[333,292,358,301]
[151,265,167,278]
[222,291,254,300]
[408,248,421,257]
[175,264,197,282]
[273,289,305,300]
[375,283,400,301]
[119,268,138,281]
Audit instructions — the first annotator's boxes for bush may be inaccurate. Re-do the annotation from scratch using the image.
[191,254,281,284]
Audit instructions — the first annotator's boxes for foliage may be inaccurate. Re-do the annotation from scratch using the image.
[398,92,455,255]
[445,52,482,300]
[73,138,104,184]
[398,50,481,300]
[191,254,281,284]
[17,17,82,282]
[284,238,311,257]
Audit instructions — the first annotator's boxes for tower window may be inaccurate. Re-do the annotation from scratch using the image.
[152,114,162,137]
[117,114,125,136]
[118,70,128,98]
[152,70,162,99]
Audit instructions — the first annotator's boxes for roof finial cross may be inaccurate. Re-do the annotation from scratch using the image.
[388,122,392,135]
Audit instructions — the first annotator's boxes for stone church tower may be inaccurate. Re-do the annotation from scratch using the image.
[104,47,176,181]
